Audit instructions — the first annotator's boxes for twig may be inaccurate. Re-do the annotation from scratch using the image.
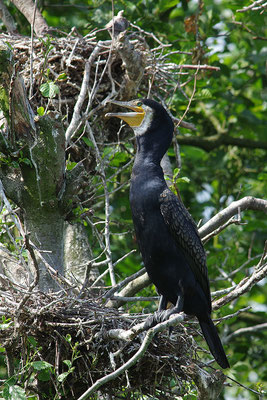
[226,322,267,343]
[213,259,267,310]
[237,0,267,12]
[225,374,264,396]
[130,22,167,46]
[65,40,111,143]
[202,215,245,244]
[257,240,267,268]
[213,306,251,323]
[232,19,267,41]
[110,296,159,302]
[199,197,267,239]
[214,254,261,282]
[175,63,200,129]
[178,64,220,71]
[78,313,185,399]
[30,242,78,292]
[16,233,40,311]
[29,0,38,99]
[86,121,116,286]
[0,179,23,233]
[103,267,146,299]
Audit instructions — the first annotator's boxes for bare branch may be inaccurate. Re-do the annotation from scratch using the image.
[103,267,146,300]
[65,41,107,143]
[213,255,267,310]
[237,0,267,13]
[199,197,267,239]
[176,64,200,129]
[86,121,116,286]
[226,322,267,343]
[105,271,151,308]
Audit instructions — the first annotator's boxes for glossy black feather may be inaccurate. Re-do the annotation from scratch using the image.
[129,99,229,369]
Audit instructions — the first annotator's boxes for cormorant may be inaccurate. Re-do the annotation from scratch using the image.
[105,99,229,369]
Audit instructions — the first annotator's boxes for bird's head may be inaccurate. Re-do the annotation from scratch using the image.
[105,98,174,138]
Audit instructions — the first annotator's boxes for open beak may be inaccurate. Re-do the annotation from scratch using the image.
[105,100,145,127]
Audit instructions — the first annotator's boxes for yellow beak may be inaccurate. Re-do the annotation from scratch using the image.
[105,100,145,127]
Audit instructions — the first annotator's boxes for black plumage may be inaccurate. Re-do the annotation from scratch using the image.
[105,98,229,369]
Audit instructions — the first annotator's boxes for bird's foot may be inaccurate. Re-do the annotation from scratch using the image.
[143,310,169,330]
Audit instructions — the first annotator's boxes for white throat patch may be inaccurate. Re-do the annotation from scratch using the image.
[133,106,154,136]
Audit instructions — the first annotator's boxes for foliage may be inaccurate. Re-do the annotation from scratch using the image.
[0,325,81,400]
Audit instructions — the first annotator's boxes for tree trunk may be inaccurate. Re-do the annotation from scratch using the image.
[10,0,48,36]
[64,222,101,288]
[0,43,66,291]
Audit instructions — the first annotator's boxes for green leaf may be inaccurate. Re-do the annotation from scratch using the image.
[37,107,45,116]
[177,176,190,184]
[40,81,59,98]
[0,320,12,330]
[196,88,213,99]
[157,0,180,13]
[57,371,70,382]
[4,385,26,400]
[257,172,267,181]
[82,137,93,147]
[27,336,38,347]
[37,369,51,382]
[66,161,77,170]
[65,333,72,343]
[110,151,129,167]
[57,73,67,80]
[31,361,53,371]
[173,168,180,179]
[63,359,72,368]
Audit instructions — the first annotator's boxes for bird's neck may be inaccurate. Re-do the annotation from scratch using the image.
[132,131,171,180]
[135,134,168,163]
[132,149,164,180]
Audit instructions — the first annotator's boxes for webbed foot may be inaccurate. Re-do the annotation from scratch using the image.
[143,310,170,330]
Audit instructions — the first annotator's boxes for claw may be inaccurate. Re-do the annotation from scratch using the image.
[144,310,168,330]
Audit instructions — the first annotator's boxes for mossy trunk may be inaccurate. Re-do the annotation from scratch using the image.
[0,44,66,291]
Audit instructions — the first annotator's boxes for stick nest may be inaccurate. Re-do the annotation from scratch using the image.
[0,31,152,117]
[1,290,197,399]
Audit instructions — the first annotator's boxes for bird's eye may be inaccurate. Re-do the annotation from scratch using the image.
[136,101,143,107]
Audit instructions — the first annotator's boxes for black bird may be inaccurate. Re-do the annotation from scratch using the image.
[105,99,229,369]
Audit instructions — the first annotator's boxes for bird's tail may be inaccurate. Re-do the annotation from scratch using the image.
[199,316,230,369]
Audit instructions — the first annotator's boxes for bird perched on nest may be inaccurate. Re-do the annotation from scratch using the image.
[105,99,229,369]
[105,10,129,38]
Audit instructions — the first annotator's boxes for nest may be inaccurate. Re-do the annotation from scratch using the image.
[1,290,196,399]
[0,31,151,117]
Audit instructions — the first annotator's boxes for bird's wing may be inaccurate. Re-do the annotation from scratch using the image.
[159,188,211,304]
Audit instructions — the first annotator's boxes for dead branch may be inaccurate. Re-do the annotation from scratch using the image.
[108,197,266,306]
[226,322,267,342]
[199,196,267,239]
[105,271,151,308]
[213,244,267,310]
[237,0,267,12]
